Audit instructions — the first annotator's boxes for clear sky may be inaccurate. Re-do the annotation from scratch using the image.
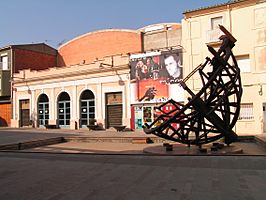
[0,0,229,49]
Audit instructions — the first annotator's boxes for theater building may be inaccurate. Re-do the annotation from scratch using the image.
[182,0,266,135]
[11,24,186,130]
[11,29,142,129]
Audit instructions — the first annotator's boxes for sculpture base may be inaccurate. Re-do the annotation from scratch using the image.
[143,143,243,155]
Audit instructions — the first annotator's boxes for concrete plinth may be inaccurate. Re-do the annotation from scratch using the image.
[143,143,243,155]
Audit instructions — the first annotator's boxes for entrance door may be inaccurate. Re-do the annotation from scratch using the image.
[58,92,71,128]
[80,90,95,127]
[107,104,122,128]
[106,92,122,128]
[80,100,95,127]
[37,94,49,127]
[58,101,70,127]
[38,102,49,127]
[20,99,30,127]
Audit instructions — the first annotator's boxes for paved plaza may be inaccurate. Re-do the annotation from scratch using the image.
[1,152,266,200]
[1,127,266,155]
[0,128,266,199]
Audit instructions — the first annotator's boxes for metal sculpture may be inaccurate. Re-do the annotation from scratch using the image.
[143,25,242,145]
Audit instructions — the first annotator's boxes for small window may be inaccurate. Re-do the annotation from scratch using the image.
[236,55,251,73]
[211,16,223,30]
[239,103,254,120]
[0,56,8,70]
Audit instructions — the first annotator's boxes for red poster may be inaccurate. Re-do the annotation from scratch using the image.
[138,78,168,102]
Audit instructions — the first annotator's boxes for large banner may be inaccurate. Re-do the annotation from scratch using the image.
[130,50,184,104]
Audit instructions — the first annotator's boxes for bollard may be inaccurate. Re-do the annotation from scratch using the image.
[165,144,173,151]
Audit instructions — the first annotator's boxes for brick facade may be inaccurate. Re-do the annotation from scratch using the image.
[14,48,57,72]
[57,29,142,67]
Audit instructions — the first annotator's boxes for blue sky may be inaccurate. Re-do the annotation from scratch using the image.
[0,0,229,48]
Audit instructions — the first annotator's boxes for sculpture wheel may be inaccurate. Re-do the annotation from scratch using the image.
[143,25,242,146]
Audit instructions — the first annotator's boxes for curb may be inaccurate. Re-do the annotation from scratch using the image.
[64,136,165,143]
[0,137,65,150]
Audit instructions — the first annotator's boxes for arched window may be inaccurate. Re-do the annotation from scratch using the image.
[58,92,71,127]
[80,90,95,127]
[37,94,49,127]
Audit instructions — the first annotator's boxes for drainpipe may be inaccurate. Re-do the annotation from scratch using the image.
[165,29,169,48]
[10,46,15,123]
[227,4,236,133]
[187,18,195,90]
[227,4,232,33]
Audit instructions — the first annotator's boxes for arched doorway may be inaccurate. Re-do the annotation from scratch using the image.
[58,92,71,127]
[37,94,49,127]
[80,90,95,128]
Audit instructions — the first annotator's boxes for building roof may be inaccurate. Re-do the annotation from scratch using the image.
[0,43,57,55]
[183,0,246,14]
[58,29,139,50]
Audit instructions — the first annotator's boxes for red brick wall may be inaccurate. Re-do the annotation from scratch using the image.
[14,49,57,72]
[0,103,11,126]
[58,30,142,67]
